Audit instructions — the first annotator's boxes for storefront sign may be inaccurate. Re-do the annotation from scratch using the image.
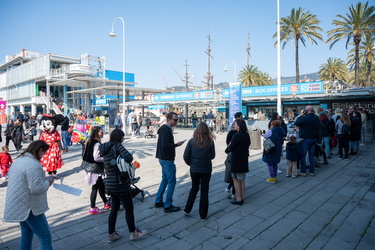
[154,90,214,102]
[148,105,166,109]
[222,81,324,98]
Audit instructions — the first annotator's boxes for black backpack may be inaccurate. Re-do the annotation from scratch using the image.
[341,124,350,135]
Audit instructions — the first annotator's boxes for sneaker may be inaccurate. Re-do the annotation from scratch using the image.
[201,217,207,222]
[89,207,104,214]
[183,211,190,216]
[230,194,236,199]
[344,158,349,161]
[1,177,6,181]
[130,228,147,240]
[154,202,164,208]
[104,202,112,210]
[298,172,307,177]
[286,174,291,177]
[107,232,123,243]
[224,188,230,192]
[164,205,180,213]
[310,173,315,176]
[266,177,276,183]
[291,175,298,178]
[277,169,282,174]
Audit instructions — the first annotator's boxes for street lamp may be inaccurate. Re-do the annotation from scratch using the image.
[276,0,282,116]
[224,61,237,82]
[109,17,126,134]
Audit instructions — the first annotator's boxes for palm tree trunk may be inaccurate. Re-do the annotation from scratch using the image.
[354,40,360,86]
[366,62,372,87]
[295,39,300,83]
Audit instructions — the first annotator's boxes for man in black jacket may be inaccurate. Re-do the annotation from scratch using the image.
[294,106,319,176]
[154,112,185,213]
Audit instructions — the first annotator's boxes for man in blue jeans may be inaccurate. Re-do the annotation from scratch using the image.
[294,106,319,176]
[155,112,185,213]
[60,116,70,153]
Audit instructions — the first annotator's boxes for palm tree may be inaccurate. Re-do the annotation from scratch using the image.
[318,58,349,82]
[238,65,273,87]
[273,7,323,83]
[326,2,375,85]
[347,33,375,86]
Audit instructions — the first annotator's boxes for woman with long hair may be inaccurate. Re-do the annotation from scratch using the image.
[225,119,251,205]
[4,140,56,249]
[83,126,111,214]
[99,129,147,243]
[183,122,216,221]
[262,120,287,183]
[336,112,351,160]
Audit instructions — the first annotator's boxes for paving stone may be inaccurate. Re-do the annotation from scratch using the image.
[0,130,374,249]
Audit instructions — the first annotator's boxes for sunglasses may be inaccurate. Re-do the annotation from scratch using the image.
[172,119,178,122]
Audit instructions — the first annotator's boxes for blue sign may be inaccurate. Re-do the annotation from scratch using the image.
[148,105,166,109]
[154,90,214,102]
[222,81,324,98]
[229,82,242,128]
[95,99,108,105]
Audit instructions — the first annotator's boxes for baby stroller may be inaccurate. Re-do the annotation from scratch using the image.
[315,143,328,167]
[144,124,157,138]
[130,177,145,202]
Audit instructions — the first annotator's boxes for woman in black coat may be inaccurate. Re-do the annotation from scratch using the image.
[183,122,215,220]
[225,119,251,205]
[3,120,14,147]
[99,129,147,243]
[349,111,362,154]
[12,119,24,152]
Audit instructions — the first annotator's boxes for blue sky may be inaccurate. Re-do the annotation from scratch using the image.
[0,0,361,90]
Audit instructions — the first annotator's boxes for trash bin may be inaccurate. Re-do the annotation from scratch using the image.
[249,126,262,149]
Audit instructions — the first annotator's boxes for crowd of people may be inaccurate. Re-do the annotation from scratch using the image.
[1,104,371,247]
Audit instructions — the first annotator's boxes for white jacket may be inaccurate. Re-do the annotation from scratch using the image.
[3,153,50,222]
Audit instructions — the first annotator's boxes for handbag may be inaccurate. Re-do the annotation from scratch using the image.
[80,160,104,174]
[264,138,275,153]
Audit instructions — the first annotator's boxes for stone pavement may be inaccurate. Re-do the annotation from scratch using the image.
[0,128,374,250]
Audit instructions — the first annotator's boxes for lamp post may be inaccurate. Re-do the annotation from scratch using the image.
[276,0,282,116]
[224,61,237,82]
[109,17,126,134]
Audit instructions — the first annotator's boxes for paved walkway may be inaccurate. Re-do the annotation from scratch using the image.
[1,128,374,250]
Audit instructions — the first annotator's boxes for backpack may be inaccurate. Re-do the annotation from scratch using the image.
[116,156,135,179]
[341,123,350,135]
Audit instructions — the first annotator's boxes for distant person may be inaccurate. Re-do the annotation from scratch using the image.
[183,122,215,221]
[136,112,142,135]
[12,119,24,152]
[114,113,123,130]
[3,120,14,147]
[3,141,55,250]
[191,112,198,129]
[98,114,106,134]
[349,111,362,155]
[154,112,185,213]
[145,115,152,131]
[285,135,299,178]
[257,111,266,120]
[336,112,351,160]
[127,109,135,135]
[158,112,167,126]
[60,116,70,153]
[0,146,13,180]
